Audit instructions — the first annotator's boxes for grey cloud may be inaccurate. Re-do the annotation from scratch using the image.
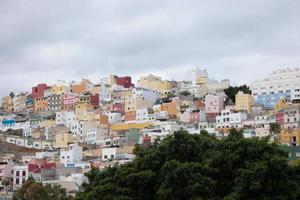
[0,0,300,97]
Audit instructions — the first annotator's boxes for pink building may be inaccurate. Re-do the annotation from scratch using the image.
[63,94,77,110]
[112,103,125,114]
[190,111,200,123]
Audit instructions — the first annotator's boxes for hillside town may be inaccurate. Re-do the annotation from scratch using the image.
[0,67,300,198]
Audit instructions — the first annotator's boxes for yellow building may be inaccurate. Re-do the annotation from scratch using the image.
[280,130,300,146]
[275,99,289,111]
[51,84,70,95]
[111,122,153,131]
[137,74,173,91]
[55,133,73,148]
[38,119,56,128]
[235,91,255,113]
[75,103,94,121]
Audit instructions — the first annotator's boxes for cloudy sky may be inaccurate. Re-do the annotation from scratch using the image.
[0,0,300,97]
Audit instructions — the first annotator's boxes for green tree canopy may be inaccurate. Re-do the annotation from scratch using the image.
[13,178,72,200]
[224,85,251,103]
[76,129,300,200]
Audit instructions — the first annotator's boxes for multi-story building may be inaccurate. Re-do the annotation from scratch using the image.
[189,68,229,95]
[250,68,300,109]
[71,79,93,94]
[86,127,110,145]
[235,91,255,113]
[51,83,70,95]
[283,105,300,129]
[205,93,225,114]
[13,165,28,190]
[34,97,49,112]
[48,94,62,111]
[60,143,82,167]
[116,76,134,88]
[13,92,28,112]
[62,94,77,110]
[55,133,73,148]
[137,74,171,91]
[216,109,248,128]
[78,93,99,109]
[32,83,51,99]
[0,161,14,187]
[1,96,14,112]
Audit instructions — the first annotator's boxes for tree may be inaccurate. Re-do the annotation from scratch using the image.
[180,91,191,96]
[224,85,251,103]
[76,129,300,200]
[13,178,71,200]
[269,122,281,135]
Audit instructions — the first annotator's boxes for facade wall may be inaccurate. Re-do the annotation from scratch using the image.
[32,84,50,99]
[235,92,255,113]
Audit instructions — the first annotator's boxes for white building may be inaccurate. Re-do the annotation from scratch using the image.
[132,87,159,106]
[216,109,248,128]
[250,68,300,108]
[101,146,135,161]
[86,127,110,145]
[60,143,82,167]
[56,111,80,136]
[13,165,28,190]
[103,111,123,124]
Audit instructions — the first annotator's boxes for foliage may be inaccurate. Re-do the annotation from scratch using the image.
[269,122,281,135]
[13,178,72,200]
[180,91,191,96]
[76,129,300,200]
[224,85,251,103]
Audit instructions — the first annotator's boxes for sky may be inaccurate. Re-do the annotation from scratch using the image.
[0,0,300,97]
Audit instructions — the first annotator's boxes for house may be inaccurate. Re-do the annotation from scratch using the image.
[60,143,83,167]
[55,133,73,148]
[250,68,300,108]
[205,93,225,114]
[13,165,28,190]
[235,91,255,113]
[216,109,248,128]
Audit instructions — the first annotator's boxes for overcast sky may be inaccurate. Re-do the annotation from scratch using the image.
[0,0,300,97]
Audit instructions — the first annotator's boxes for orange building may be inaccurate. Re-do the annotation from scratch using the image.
[161,101,178,118]
[125,111,136,121]
[34,97,49,112]
[280,129,300,146]
[71,79,92,94]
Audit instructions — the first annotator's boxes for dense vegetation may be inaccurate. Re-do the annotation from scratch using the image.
[224,85,251,103]
[76,129,300,200]
[13,177,72,200]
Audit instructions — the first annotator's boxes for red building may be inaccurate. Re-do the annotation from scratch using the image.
[32,84,51,99]
[91,94,100,108]
[112,103,125,114]
[116,76,134,88]
[276,111,285,126]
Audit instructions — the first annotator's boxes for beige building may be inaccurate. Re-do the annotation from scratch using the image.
[137,74,173,92]
[2,96,14,112]
[55,132,73,148]
[235,91,255,113]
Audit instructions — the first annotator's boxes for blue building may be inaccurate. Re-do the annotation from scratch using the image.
[255,92,290,109]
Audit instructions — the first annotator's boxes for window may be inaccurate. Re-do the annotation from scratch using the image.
[16,171,19,176]
[104,155,108,159]
[22,171,26,176]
